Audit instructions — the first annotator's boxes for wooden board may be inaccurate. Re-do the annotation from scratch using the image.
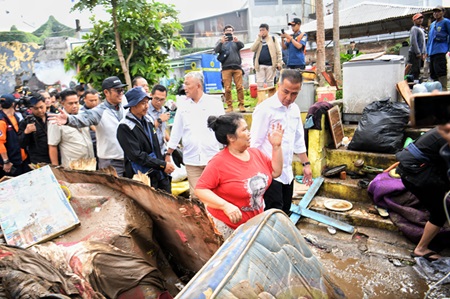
[327,106,344,149]
[349,51,385,62]
[396,80,413,107]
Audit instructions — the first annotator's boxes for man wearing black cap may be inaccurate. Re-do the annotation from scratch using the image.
[49,76,128,176]
[426,6,450,90]
[0,94,29,177]
[281,16,308,70]
[117,87,175,192]
[18,93,51,164]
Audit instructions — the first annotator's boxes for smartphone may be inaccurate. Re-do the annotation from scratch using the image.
[281,29,285,34]
[225,33,233,41]
[410,92,450,127]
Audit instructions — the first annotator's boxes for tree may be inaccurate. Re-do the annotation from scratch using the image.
[315,0,326,86]
[332,0,341,83]
[66,0,187,89]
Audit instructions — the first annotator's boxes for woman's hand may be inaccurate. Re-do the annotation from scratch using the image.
[268,123,284,148]
[223,202,242,224]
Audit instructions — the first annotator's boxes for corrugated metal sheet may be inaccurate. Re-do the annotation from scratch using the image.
[302,2,435,39]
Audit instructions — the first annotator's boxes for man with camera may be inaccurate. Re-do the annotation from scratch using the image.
[281,17,308,70]
[18,93,51,165]
[0,94,29,177]
[214,24,245,113]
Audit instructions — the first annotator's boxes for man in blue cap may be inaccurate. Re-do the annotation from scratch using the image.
[0,94,29,177]
[117,87,175,193]
[282,16,308,70]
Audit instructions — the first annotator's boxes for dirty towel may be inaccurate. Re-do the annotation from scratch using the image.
[368,172,450,251]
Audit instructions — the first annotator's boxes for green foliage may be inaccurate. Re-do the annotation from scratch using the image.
[340,52,363,64]
[386,42,403,55]
[66,0,187,88]
[0,31,40,43]
[336,89,343,100]
[33,16,76,39]
[167,77,185,95]
[0,16,75,44]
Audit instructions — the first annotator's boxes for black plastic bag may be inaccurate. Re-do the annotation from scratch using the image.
[347,98,410,153]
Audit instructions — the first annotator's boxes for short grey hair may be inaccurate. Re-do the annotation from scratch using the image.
[280,69,303,85]
[184,71,204,86]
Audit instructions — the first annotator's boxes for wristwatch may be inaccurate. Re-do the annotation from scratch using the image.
[165,152,172,156]
[302,161,311,167]
[157,117,163,124]
[3,159,10,164]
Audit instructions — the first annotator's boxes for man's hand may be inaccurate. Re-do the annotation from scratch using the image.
[302,166,313,186]
[221,35,227,43]
[160,112,170,122]
[48,109,68,126]
[233,36,238,42]
[24,123,36,134]
[3,162,12,173]
[164,162,175,174]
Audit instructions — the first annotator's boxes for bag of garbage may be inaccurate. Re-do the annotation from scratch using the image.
[347,98,410,153]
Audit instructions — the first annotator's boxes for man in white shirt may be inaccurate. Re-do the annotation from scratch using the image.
[48,89,94,168]
[165,72,225,200]
[250,69,313,215]
[48,76,128,176]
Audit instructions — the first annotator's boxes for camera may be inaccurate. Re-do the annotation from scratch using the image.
[25,114,36,124]
[225,33,233,41]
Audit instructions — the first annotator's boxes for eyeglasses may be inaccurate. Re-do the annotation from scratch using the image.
[153,97,166,102]
[112,88,124,94]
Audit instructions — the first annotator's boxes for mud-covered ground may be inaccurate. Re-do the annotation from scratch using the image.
[297,220,450,299]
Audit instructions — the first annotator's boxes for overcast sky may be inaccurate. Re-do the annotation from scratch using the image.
[0,0,246,32]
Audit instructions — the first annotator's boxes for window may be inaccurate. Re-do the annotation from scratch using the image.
[282,0,298,3]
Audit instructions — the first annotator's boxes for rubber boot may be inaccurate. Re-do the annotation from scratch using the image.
[438,76,448,91]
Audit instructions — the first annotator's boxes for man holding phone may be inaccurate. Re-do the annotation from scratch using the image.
[214,24,245,113]
[282,16,308,70]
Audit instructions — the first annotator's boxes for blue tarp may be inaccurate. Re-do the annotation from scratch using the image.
[184,54,222,93]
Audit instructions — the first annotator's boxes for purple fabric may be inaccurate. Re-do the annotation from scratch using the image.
[368,172,450,250]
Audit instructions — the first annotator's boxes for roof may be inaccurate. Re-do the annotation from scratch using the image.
[302,2,435,40]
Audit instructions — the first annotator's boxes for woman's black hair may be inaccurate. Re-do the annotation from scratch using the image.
[207,113,243,145]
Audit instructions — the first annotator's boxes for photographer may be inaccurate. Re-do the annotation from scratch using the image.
[214,24,245,113]
[18,93,51,164]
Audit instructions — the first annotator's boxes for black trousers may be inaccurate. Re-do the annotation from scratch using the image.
[429,53,447,80]
[150,175,172,194]
[263,179,294,215]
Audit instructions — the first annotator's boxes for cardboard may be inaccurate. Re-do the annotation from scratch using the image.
[0,166,80,248]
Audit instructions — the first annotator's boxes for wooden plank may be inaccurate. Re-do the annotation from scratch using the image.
[300,209,355,234]
[256,86,276,105]
[349,51,385,61]
[327,106,344,149]
[396,80,412,107]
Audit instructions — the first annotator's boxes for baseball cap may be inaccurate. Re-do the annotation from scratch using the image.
[0,94,17,109]
[288,17,302,26]
[412,13,423,21]
[124,87,151,108]
[101,76,127,90]
[433,5,445,12]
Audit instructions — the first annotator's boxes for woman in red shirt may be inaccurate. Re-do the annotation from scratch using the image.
[195,113,283,238]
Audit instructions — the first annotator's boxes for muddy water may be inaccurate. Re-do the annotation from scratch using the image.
[297,222,449,299]
[315,251,428,298]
